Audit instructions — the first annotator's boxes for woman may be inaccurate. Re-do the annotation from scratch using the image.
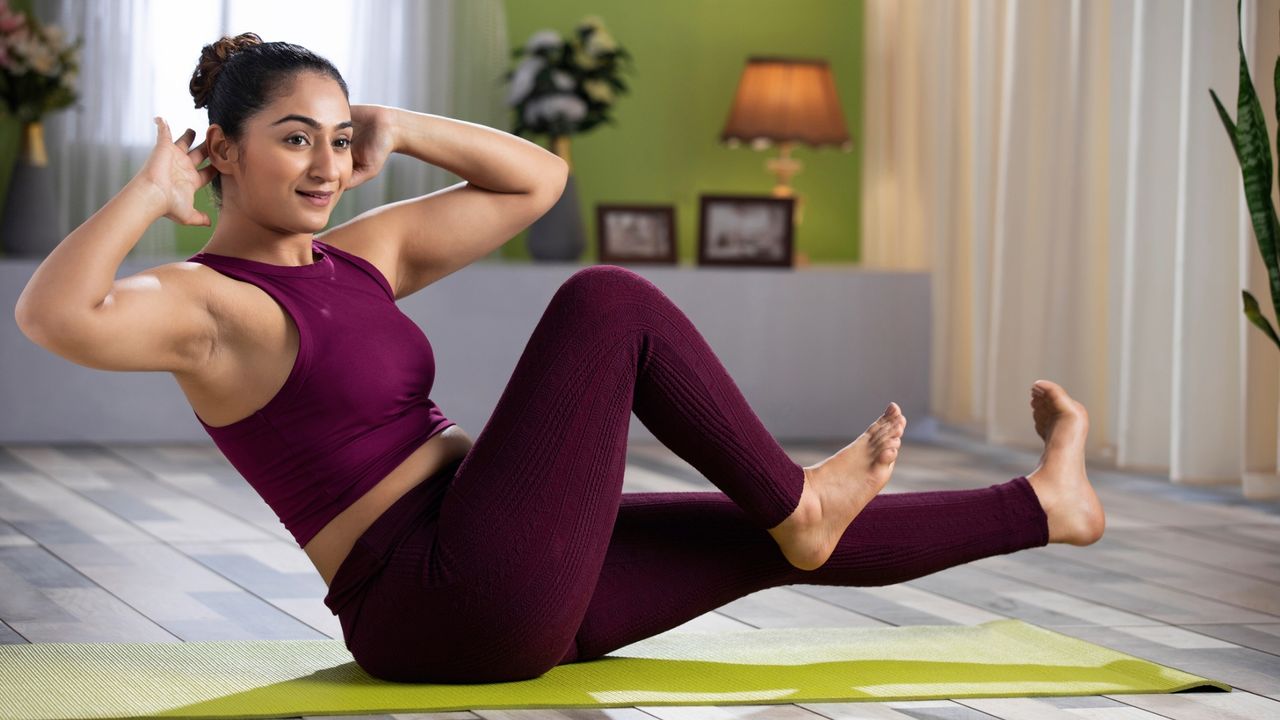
[14,34,1105,684]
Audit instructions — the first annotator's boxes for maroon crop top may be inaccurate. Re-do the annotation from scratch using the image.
[185,237,456,548]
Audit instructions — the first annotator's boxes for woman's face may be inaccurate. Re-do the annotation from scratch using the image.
[215,72,353,232]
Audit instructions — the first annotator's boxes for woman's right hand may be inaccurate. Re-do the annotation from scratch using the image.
[135,116,218,227]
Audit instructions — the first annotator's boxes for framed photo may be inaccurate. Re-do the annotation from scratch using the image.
[595,204,677,265]
[697,194,795,268]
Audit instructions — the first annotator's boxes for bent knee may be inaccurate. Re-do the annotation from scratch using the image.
[552,265,666,318]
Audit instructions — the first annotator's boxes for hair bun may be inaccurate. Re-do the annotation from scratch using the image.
[190,32,264,109]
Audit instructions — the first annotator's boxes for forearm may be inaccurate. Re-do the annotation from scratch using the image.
[384,106,567,195]
[15,177,167,330]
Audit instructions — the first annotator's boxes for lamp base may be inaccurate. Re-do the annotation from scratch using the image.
[766,143,805,225]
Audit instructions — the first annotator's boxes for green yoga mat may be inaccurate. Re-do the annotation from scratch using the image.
[0,619,1228,720]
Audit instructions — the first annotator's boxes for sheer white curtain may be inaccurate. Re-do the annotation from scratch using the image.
[862,0,1280,499]
[37,0,164,255]
[34,0,508,258]
[332,0,509,229]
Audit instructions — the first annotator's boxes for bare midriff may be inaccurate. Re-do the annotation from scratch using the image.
[303,424,474,587]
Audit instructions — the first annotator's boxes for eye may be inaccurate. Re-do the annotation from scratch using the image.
[285,135,351,149]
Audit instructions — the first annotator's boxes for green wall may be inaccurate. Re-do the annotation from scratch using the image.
[501,0,863,265]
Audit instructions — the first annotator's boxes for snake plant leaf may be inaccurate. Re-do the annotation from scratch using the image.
[1211,88,1242,164]
[1243,289,1280,349]
[1213,0,1280,346]
[1231,3,1276,257]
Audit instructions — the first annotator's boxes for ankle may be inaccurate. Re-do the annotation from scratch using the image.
[771,467,819,534]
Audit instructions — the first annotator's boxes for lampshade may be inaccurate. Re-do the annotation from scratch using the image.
[719,56,852,150]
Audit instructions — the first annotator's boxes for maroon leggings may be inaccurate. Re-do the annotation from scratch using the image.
[322,265,1050,684]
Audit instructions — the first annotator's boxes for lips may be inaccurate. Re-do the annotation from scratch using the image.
[297,190,333,207]
[297,190,333,198]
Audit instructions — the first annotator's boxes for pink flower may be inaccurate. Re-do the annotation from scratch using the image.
[0,10,26,34]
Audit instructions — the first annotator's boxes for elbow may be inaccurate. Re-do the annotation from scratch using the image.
[14,293,58,341]
[14,295,41,339]
[548,157,570,199]
[527,157,569,207]
[14,300,82,353]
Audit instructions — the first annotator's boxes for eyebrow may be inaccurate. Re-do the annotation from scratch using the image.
[270,114,354,131]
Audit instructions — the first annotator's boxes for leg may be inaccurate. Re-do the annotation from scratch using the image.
[564,477,1049,663]
[359,266,809,682]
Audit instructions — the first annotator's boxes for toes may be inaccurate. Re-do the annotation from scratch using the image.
[878,445,899,464]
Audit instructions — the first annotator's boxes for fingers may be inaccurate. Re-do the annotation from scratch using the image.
[155,117,201,150]
[154,116,171,143]
[196,162,219,187]
[187,138,209,162]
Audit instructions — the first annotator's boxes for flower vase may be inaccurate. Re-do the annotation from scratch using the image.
[0,121,61,258]
[527,135,585,262]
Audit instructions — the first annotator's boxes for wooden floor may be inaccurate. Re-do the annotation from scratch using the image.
[2,426,1278,720]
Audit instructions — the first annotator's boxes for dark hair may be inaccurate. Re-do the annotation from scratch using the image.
[189,32,350,206]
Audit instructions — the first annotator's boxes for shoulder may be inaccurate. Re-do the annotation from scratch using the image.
[316,223,400,296]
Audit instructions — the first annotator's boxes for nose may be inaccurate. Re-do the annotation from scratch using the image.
[310,143,343,184]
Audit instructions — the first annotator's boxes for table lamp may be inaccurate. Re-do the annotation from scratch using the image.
[719,56,852,225]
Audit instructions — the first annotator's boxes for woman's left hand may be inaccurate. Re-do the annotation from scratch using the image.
[348,104,398,189]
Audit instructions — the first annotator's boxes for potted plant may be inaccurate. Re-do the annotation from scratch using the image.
[502,15,633,261]
[0,0,82,257]
[1210,0,1280,499]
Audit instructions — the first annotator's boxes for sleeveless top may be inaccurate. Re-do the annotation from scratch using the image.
[185,237,456,548]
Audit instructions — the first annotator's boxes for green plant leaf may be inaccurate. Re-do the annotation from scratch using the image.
[1211,89,1241,163]
[1218,0,1280,347]
[1243,289,1280,350]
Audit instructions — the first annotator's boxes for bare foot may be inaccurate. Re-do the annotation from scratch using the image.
[768,402,906,570]
[1024,379,1106,545]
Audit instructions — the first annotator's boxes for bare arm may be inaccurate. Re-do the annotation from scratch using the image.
[332,105,567,297]
[14,119,219,372]
[14,177,168,331]
[358,103,566,194]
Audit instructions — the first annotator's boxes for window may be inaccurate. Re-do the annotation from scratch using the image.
[142,0,356,147]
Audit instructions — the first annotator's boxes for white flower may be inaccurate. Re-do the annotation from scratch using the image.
[578,15,605,32]
[13,31,54,75]
[550,69,574,92]
[506,55,544,106]
[522,93,587,127]
[586,30,617,55]
[42,24,63,49]
[29,48,53,75]
[524,29,562,53]
[573,47,598,71]
[584,79,613,104]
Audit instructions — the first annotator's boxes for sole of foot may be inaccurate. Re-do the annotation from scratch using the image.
[1024,379,1106,546]
[769,402,907,571]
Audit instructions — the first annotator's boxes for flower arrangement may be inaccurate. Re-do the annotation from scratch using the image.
[503,15,633,140]
[0,0,81,124]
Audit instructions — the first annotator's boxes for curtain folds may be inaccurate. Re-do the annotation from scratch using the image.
[862,0,1280,498]
[331,0,510,241]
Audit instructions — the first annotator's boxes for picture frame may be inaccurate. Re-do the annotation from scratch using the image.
[595,204,678,265]
[697,194,795,268]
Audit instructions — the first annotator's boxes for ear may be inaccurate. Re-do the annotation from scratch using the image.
[205,124,240,175]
